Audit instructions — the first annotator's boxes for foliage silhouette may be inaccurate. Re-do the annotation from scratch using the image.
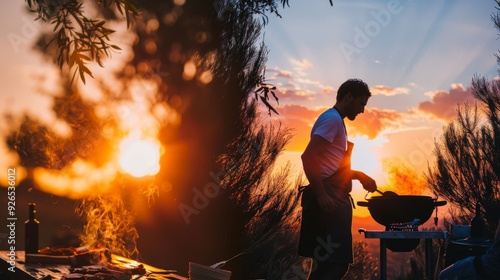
[426,2,500,239]
[9,0,303,278]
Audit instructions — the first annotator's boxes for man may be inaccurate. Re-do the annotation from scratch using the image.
[298,78,378,280]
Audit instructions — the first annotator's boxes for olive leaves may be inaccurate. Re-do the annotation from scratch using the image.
[255,81,279,115]
[25,0,139,84]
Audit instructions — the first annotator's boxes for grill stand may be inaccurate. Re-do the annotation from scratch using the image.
[358,230,448,280]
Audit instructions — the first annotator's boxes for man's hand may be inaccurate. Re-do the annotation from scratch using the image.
[357,172,377,193]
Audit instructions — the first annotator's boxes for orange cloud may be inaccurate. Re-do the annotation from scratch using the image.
[266,64,334,102]
[321,85,333,94]
[417,84,474,121]
[274,87,316,103]
[291,59,313,69]
[370,85,409,96]
[346,108,403,139]
[267,67,293,79]
[275,105,402,151]
[276,105,327,151]
[280,104,323,120]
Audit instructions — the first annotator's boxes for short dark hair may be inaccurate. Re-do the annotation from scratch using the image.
[337,78,371,101]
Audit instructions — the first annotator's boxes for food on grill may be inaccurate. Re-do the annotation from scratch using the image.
[39,246,78,256]
[61,264,147,280]
[26,246,111,266]
[30,246,152,279]
[60,273,85,279]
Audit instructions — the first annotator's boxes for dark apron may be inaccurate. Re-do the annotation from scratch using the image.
[297,141,354,263]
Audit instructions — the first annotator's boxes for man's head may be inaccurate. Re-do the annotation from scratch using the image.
[336,79,371,121]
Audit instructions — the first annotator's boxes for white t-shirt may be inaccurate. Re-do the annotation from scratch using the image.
[310,107,347,179]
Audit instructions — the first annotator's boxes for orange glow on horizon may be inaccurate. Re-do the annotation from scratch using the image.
[31,132,162,198]
[33,160,118,199]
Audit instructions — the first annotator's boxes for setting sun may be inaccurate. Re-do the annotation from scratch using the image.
[118,135,161,177]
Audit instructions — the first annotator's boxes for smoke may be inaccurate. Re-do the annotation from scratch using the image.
[33,159,145,258]
[76,194,139,258]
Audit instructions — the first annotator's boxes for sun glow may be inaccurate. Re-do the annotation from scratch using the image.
[33,160,118,199]
[118,134,161,177]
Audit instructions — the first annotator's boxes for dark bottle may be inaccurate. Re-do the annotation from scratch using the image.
[470,202,485,239]
[25,203,39,254]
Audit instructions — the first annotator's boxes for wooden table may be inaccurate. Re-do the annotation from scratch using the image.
[0,251,187,280]
[359,230,448,280]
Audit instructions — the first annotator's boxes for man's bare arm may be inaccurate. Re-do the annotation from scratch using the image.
[301,135,340,212]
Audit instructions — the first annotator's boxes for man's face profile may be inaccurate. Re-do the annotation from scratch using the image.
[345,93,369,121]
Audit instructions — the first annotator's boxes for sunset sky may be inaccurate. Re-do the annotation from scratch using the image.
[1,0,499,219]
[261,0,499,216]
